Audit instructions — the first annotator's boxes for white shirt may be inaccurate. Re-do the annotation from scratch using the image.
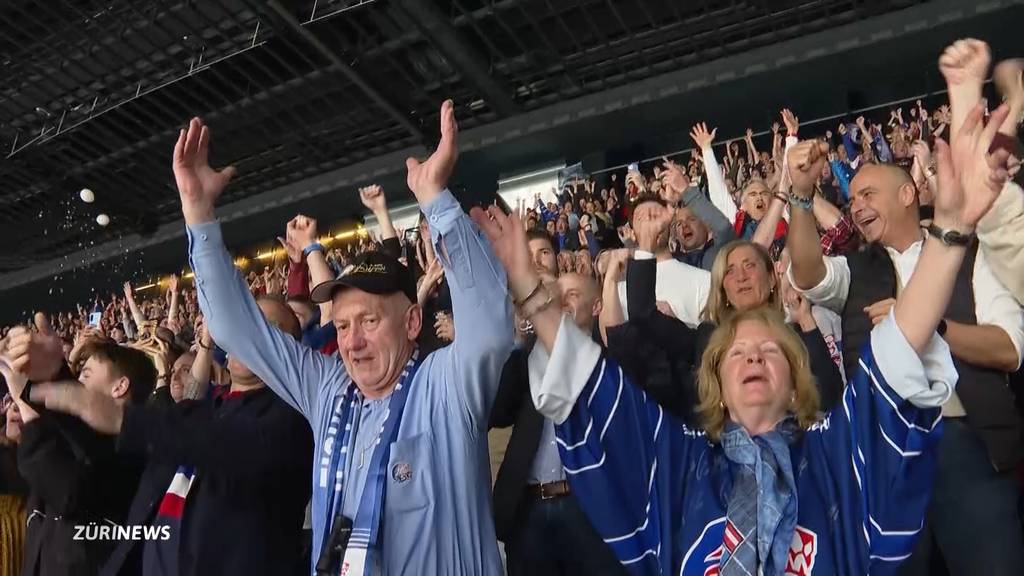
[618,251,711,328]
[787,238,1024,416]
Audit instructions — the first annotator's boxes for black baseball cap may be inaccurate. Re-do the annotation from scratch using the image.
[310,251,418,304]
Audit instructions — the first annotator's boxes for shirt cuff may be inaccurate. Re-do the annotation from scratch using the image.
[871,310,957,409]
[633,250,655,260]
[786,260,834,303]
[186,220,226,257]
[420,188,459,241]
[531,315,603,425]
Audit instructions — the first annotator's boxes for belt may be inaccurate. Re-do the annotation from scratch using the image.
[526,480,571,500]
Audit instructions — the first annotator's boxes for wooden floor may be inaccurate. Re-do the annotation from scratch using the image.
[487,427,513,486]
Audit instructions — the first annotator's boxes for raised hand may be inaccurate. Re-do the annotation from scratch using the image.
[286,214,319,253]
[276,235,302,264]
[123,281,133,299]
[689,122,718,150]
[168,274,179,294]
[745,128,754,140]
[911,140,932,171]
[603,249,632,284]
[932,102,1012,232]
[406,99,458,205]
[939,38,991,87]
[781,108,799,135]
[194,314,214,350]
[434,312,455,342]
[5,313,63,382]
[659,157,690,195]
[787,140,830,198]
[173,117,237,225]
[471,206,533,298]
[632,202,672,253]
[771,122,781,135]
[359,184,388,214]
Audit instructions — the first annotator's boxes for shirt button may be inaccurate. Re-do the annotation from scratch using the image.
[201,234,208,241]
[430,216,438,223]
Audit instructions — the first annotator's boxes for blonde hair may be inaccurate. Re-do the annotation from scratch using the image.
[700,240,781,325]
[696,307,820,442]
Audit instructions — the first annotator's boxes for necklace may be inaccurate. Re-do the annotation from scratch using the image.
[355,398,386,470]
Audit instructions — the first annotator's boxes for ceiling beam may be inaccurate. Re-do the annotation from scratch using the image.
[395,0,520,117]
[264,0,424,142]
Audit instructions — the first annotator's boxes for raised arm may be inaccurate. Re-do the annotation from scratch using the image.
[360,185,400,258]
[167,275,181,333]
[690,123,739,221]
[286,215,335,324]
[172,117,345,421]
[896,103,1013,354]
[186,315,215,401]
[122,281,145,329]
[406,100,514,430]
[977,182,1024,305]
[786,141,833,290]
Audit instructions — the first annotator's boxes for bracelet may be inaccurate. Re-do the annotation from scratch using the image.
[303,243,325,256]
[774,193,788,203]
[519,284,554,319]
[788,194,813,211]
[199,341,214,351]
[513,279,543,307]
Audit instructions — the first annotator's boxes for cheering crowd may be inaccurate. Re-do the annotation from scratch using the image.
[1,37,1023,576]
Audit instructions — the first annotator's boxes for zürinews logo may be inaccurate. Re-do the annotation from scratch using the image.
[73,521,172,542]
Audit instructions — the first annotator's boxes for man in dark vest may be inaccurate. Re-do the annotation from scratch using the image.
[786,138,1024,575]
[489,230,624,576]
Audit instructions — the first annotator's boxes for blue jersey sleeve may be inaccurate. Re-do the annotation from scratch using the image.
[806,311,956,574]
[553,352,706,576]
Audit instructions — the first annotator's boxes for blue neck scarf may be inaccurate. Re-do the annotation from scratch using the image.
[718,417,801,576]
[321,350,421,575]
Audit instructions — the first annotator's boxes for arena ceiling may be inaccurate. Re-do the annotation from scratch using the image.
[0,0,1019,320]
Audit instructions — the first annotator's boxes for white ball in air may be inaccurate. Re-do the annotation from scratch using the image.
[80,188,95,203]
[96,213,110,226]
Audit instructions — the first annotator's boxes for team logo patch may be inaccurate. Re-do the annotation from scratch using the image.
[391,462,413,483]
[785,525,818,576]
[679,518,817,576]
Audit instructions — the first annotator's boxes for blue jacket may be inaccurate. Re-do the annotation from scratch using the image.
[189,189,514,575]
[530,314,957,575]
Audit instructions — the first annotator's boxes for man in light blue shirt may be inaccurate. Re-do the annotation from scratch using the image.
[172,100,514,575]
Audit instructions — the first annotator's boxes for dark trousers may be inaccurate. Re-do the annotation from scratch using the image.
[505,492,626,576]
[899,419,1024,576]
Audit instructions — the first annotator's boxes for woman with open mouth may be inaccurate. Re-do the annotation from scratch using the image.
[604,237,844,421]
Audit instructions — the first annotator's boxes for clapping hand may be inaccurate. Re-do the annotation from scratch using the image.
[406,100,458,205]
[173,118,237,225]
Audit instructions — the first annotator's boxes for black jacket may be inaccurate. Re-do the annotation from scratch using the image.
[102,385,313,576]
[17,409,144,576]
[488,342,542,543]
[607,257,844,421]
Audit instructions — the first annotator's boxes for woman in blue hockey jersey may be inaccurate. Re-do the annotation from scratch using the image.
[474,102,1012,576]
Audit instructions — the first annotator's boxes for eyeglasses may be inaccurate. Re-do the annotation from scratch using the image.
[1,393,13,412]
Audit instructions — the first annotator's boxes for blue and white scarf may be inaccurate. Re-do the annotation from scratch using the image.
[321,350,421,576]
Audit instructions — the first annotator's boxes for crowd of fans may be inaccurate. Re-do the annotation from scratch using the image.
[0,36,1022,576]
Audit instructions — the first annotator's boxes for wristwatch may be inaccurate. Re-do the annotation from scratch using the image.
[926,223,974,247]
